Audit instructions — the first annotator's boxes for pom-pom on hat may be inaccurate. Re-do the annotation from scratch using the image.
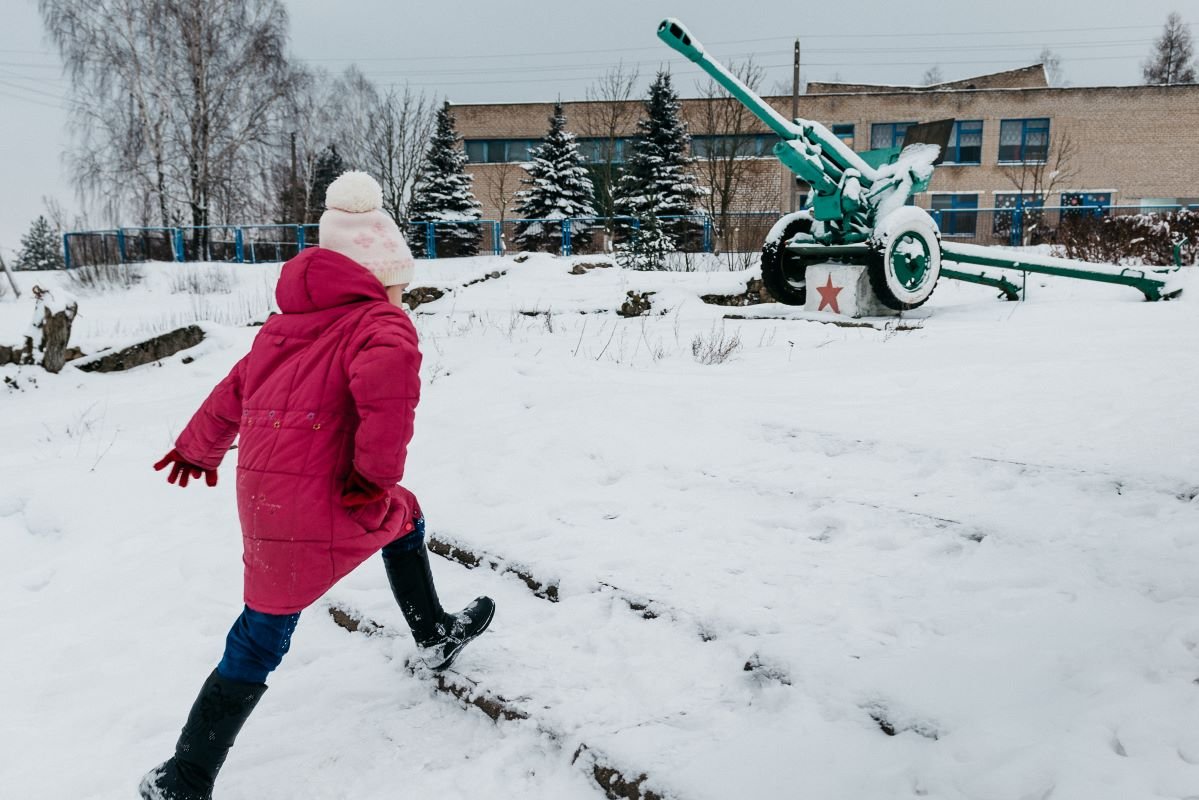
[318,171,414,287]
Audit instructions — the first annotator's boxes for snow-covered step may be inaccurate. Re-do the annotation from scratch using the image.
[327,604,671,800]
[424,531,796,688]
[329,540,955,800]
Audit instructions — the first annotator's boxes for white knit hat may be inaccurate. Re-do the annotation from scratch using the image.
[318,171,414,287]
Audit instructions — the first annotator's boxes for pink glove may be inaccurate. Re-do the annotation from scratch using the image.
[154,449,218,488]
[341,468,387,507]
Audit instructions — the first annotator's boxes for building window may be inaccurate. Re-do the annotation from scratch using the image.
[1138,197,1182,210]
[931,194,979,237]
[870,121,916,150]
[690,134,771,159]
[994,193,1044,209]
[1061,192,1112,217]
[464,140,489,163]
[993,192,1044,241]
[832,124,855,149]
[577,137,634,164]
[998,118,1049,163]
[507,140,533,162]
[463,139,541,163]
[943,120,982,165]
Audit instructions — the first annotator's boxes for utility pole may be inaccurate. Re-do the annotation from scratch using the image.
[789,38,800,213]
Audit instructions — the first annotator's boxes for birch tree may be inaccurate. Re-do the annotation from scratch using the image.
[41,0,298,236]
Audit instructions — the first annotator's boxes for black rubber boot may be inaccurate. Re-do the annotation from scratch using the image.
[138,670,267,800]
[383,544,495,671]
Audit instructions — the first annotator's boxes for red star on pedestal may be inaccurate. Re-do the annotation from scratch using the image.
[816,274,843,314]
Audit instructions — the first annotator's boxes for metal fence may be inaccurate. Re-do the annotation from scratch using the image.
[61,214,766,268]
[929,203,1198,247]
[62,224,323,268]
[59,206,1198,268]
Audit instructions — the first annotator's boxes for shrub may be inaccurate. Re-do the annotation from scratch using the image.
[691,324,742,365]
[169,266,234,295]
[1056,209,1199,266]
[615,214,676,271]
[66,262,143,291]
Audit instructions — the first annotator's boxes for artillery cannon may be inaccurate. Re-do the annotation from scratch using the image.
[657,18,1183,309]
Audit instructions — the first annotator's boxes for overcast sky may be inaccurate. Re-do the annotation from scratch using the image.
[0,0,1192,255]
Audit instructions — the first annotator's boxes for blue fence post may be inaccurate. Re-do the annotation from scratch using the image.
[173,228,184,262]
[562,218,572,257]
[492,221,502,255]
[234,227,245,263]
[1011,203,1023,247]
[296,225,306,251]
[425,223,437,260]
[62,234,71,269]
[116,228,128,263]
[703,216,713,253]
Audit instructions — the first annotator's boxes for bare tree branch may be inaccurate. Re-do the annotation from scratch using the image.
[1000,128,1078,244]
[483,161,522,227]
[579,63,640,227]
[40,0,296,235]
[694,58,768,251]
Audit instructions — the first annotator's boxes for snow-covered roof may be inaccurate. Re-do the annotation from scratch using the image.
[806,64,1049,95]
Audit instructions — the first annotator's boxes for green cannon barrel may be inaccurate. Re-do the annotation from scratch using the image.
[657,18,872,182]
[657,18,799,141]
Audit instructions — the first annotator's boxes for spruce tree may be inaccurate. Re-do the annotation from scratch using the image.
[1143,12,1196,85]
[309,144,345,224]
[615,70,702,257]
[15,215,64,271]
[513,102,597,253]
[409,103,483,258]
[615,211,675,271]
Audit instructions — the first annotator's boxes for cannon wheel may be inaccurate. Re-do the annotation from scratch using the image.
[867,207,943,311]
[761,215,815,305]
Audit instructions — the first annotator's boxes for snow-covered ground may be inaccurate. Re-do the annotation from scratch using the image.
[2,255,1198,800]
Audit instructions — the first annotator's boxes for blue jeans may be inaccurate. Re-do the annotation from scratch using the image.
[216,606,300,685]
[216,519,426,684]
[381,515,426,556]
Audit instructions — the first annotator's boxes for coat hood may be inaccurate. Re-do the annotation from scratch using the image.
[275,247,389,314]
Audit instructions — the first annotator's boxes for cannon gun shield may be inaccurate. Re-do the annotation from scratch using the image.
[900,119,955,166]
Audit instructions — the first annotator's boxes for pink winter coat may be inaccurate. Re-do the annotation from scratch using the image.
[174,247,422,614]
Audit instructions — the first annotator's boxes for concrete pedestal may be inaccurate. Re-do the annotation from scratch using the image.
[804,263,900,318]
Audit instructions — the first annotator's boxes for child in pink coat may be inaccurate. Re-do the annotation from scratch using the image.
[139,172,494,800]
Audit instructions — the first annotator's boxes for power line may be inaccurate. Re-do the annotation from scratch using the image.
[350,39,1153,81]
[0,71,67,89]
[0,87,69,111]
[1,35,1151,90]
[380,51,1169,90]
[785,22,1192,39]
[0,77,70,102]
[11,23,1178,108]
[0,61,62,70]
[781,38,1151,56]
[300,22,1188,65]
[0,76,100,114]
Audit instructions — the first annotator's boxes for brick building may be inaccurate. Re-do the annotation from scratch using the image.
[451,65,1199,247]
